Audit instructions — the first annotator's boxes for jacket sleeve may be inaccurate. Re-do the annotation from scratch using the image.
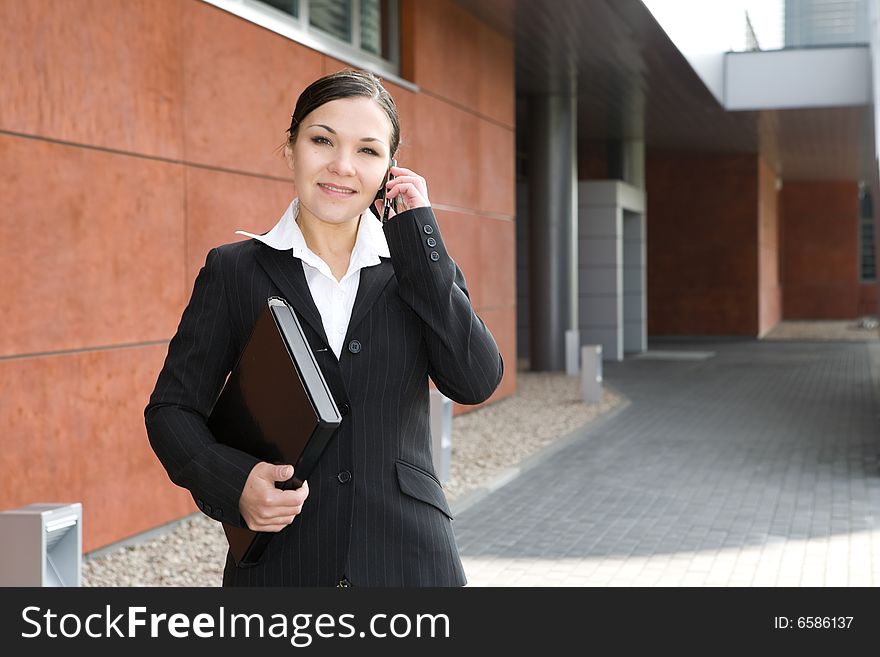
[383,206,504,404]
[144,247,260,528]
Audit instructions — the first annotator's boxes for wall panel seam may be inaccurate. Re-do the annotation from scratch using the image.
[0,341,171,362]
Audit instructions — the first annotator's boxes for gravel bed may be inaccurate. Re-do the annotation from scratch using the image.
[762,319,880,342]
[82,372,624,586]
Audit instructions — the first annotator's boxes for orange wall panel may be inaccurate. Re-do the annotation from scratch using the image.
[411,93,481,210]
[0,134,185,357]
[479,218,517,310]
[181,0,323,177]
[0,346,194,552]
[477,23,516,128]
[404,0,514,128]
[410,1,481,110]
[781,181,863,319]
[0,0,184,159]
[434,209,485,309]
[859,284,878,315]
[384,81,418,169]
[647,289,761,336]
[322,55,352,76]
[184,167,295,288]
[646,152,760,336]
[478,120,516,216]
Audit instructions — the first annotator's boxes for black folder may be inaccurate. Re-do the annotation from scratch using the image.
[207,296,341,567]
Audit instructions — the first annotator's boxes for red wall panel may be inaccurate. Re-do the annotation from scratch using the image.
[646,152,760,336]
[0,346,194,552]
[0,0,184,159]
[781,181,873,319]
[0,136,186,357]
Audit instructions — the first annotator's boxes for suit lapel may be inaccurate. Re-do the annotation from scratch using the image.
[253,244,330,349]
[345,257,394,340]
[255,244,395,351]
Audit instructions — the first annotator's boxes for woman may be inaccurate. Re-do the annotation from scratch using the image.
[145,70,504,587]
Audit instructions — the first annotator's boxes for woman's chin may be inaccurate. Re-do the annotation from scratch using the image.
[302,199,367,225]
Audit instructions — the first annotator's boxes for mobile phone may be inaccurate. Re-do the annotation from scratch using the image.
[379,158,397,223]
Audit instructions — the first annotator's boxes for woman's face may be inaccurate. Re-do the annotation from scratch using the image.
[288,96,393,226]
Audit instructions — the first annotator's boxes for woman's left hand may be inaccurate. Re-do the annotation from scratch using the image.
[382,165,430,216]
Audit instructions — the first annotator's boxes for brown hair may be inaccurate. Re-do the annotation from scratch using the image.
[284,69,400,159]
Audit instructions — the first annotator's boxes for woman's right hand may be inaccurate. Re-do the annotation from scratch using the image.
[239,462,310,532]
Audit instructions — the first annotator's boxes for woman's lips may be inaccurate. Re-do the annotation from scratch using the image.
[318,183,356,197]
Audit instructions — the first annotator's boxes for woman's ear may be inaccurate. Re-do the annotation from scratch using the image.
[283,143,295,172]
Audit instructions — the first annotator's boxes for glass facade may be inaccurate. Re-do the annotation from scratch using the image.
[785,0,869,48]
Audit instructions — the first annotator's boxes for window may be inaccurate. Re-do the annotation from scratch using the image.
[261,0,299,17]
[859,188,875,281]
[360,0,392,58]
[202,1,402,81]
[309,0,352,43]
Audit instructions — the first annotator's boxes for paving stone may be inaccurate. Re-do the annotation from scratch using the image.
[458,340,880,587]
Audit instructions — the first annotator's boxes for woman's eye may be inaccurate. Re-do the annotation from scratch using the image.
[361,147,379,156]
[311,136,332,146]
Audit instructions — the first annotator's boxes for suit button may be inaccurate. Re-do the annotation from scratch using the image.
[348,340,361,354]
[340,402,350,416]
[430,251,440,262]
[423,224,434,235]
[337,471,352,484]
[426,237,437,247]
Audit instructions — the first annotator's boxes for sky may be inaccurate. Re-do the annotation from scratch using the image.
[642,0,785,53]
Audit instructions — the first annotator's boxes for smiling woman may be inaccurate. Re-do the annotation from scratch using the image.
[143,69,504,588]
[289,98,391,234]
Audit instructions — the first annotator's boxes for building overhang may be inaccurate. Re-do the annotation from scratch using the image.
[453,0,875,182]
[725,46,871,111]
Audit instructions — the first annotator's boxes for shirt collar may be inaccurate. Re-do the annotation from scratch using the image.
[235,198,390,273]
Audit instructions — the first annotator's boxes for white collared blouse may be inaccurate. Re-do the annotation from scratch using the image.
[236,199,391,359]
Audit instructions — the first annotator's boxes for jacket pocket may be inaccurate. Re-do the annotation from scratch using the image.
[395,459,453,519]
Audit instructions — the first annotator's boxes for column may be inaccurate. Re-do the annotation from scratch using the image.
[527,93,578,371]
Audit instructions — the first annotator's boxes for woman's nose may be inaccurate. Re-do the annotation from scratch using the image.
[328,152,356,176]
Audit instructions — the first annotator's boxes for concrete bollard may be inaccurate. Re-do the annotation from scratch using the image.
[581,344,603,403]
[429,389,453,484]
[565,329,580,376]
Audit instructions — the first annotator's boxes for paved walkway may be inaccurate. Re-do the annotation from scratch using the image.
[455,340,880,586]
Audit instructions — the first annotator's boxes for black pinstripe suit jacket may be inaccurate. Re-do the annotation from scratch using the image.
[144,206,504,587]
